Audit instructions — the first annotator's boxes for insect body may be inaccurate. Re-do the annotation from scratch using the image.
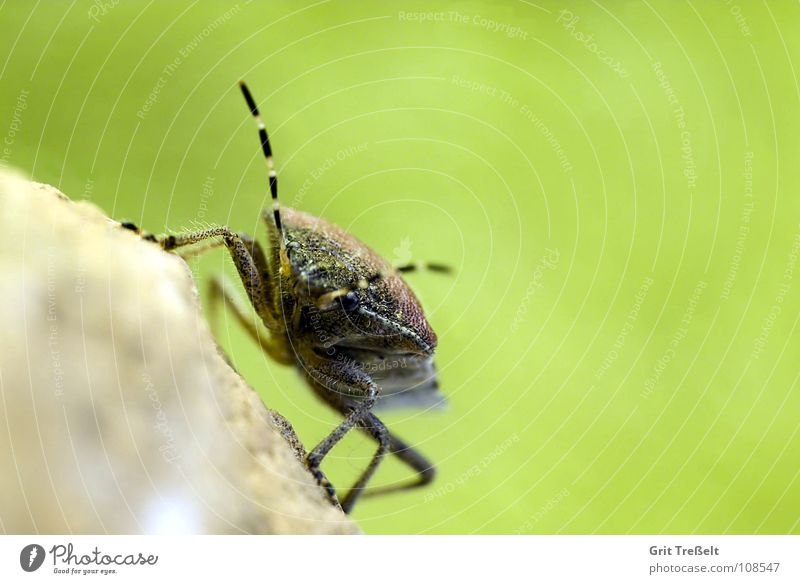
[151,81,447,513]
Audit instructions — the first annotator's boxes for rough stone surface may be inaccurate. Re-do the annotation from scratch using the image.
[0,169,357,534]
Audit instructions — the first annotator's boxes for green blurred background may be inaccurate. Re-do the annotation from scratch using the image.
[2,0,799,534]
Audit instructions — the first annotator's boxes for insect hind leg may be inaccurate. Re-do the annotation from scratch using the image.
[359,428,436,500]
[340,412,390,514]
[302,358,380,513]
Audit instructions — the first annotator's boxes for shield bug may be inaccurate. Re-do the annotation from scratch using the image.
[141,81,449,513]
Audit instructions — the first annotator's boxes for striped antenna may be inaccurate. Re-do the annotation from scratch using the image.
[395,261,453,274]
[239,80,286,253]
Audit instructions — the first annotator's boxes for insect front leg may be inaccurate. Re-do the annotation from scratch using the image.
[237,232,278,318]
[340,412,390,514]
[302,357,378,512]
[158,226,279,331]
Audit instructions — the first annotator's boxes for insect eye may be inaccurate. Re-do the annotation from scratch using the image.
[339,291,360,311]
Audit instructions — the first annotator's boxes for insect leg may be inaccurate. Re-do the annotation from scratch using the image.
[118,220,157,242]
[339,412,390,513]
[206,276,307,472]
[159,226,276,331]
[237,232,282,330]
[359,430,436,500]
[268,409,308,463]
[305,394,376,508]
[173,238,224,259]
[207,275,292,364]
[302,359,378,511]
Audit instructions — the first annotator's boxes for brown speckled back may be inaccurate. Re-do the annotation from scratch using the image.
[278,207,437,354]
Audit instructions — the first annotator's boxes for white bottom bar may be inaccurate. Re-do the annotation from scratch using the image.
[1,535,797,583]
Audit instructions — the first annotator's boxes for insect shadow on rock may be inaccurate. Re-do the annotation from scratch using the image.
[124,81,452,514]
